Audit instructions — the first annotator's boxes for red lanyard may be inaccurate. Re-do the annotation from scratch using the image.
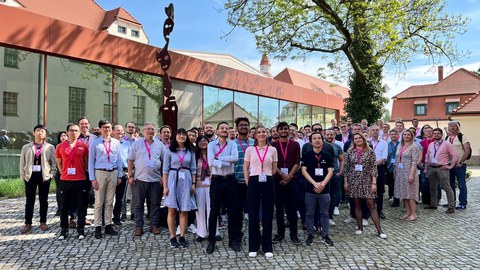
[177,150,187,169]
[399,145,407,162]
[314,152,322,168]
[214,141,228,158]
[342,135,348,144]
[372,140,379,151]
[201,154,208,172]
[255,146,269,174]
[278,139,289,167]
[354,147,363,164]
[82,135,90,145]
[65,140,77,166]
[34,143,43,164]
[102,140,111,163]
[238,139,249,153]
[144,139,153,160]
[449,135,456,144]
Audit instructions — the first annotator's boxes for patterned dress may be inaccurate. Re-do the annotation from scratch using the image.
[163,148,197,211]
[394,145,420,201]
[345,147,378,199]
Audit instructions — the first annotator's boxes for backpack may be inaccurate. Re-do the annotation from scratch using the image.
[446,132,472,160]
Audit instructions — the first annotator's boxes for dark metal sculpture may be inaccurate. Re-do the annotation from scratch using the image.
[157,3,178,131]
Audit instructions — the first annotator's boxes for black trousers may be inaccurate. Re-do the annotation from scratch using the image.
[376,165,386,212]
[208,175,239,243]
[247,176,275,253]
[274,179,298,238]
[113,175,128,221]
[59,179,89,232]
[134,180,162,228]
[235,182,247,238]
[24,172,51,224]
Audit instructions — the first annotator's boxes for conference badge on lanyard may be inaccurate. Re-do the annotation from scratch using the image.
[255,146,269,182]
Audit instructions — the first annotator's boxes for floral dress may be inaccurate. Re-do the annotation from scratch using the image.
[394,145,420,201]
[345,148,378,199]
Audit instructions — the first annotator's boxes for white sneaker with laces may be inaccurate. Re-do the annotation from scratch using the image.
[344,217,354,223]
[362,219,369,226]
[378,233,387,239]
[329,219,336,226]
[333,207,340,216]
[248,252,257,257]
[355,229,363,235]
[188,224,197,234]
[265,252,274,258]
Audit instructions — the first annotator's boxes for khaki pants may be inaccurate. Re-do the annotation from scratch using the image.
[427,166,454,208]
[94,170,117,227]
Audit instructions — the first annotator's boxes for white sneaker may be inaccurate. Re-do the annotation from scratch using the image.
[388,197,394,202]
[329,219,336,226]
[362,219,369,226]
[378,233,388,239]
[355,229,363,235]
[333,207,340,216]
[248,252,257,257]
[265,252,274,258]
[176,225,181,236]
[344,217,354,223]
[188,224,197,234]
[78,234,85,240]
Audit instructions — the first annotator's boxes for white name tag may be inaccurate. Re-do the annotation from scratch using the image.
[397,163,404,169]
[146,159,154,168]
[315,168,323,176]
[390,158,396,164]
[431,157,437,164]
[67,168,76,175]
[355,164,363,172]
[213,159,222,168]
[202,177,211,186]
[417,169,421,175]
[281,168,289,174]
[259,174,267,182]
[178,171,186,181]
[32,165,41,172]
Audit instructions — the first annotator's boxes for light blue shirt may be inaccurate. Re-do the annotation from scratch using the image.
[119,139,131,169]
[88,136,123,180]
[128,138,165,182]
[208,138,238,176]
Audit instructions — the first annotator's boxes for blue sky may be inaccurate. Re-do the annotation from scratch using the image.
[97,0,480,111]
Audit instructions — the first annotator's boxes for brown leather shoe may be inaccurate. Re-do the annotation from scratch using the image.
[21,224,32,234]
[445,207,455,214]
[149,226,160,235]
[69,219,77,229]
[39,222,48,231]
[134,227,143,236]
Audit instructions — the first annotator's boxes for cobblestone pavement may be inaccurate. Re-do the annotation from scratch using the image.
[1,172,480,269]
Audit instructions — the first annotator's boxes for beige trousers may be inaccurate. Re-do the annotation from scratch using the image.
[94,170,117,227]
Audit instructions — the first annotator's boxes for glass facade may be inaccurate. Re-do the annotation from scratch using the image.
[203,86,233,127]
[234,92,258,126]
[259,96,279,128]
[297,104,312,128]
[280,101,296,124]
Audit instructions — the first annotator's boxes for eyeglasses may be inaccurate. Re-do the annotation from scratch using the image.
[312,128,322,132]
[340,126,347,128]
[68,129,80,133]
[127,126,135,129]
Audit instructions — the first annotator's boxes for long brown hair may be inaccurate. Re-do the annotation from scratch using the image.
[396,129,415,155]
[348,132,372,152]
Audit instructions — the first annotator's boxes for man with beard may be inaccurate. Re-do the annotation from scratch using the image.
[324,130,345,224]
[123,122,137,144]
[158,125,172,148]
[271,122,301,245]
[228,127,236,141]
[233,117,254,246]
[268,125,279,144]
[204,123,215,142]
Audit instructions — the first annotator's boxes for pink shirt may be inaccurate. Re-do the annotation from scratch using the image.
[244,145,278,176]
[426,140,459,166]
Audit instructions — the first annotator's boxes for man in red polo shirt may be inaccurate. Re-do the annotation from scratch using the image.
[56,123,89,240]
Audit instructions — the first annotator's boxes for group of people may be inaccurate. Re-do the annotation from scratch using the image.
[18,115,470,258]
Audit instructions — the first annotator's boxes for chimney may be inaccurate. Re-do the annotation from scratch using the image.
[438,65,444,81]
[259,53,272,77]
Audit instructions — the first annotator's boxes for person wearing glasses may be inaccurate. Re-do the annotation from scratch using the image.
[123,122,137,144]
[88,119,124,239]
[55,123,89,240]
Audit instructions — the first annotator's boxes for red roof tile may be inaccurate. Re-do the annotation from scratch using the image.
[393,68,480,99]
[100,7,141,29]
[274,68,349,99]
[452,92,480,114]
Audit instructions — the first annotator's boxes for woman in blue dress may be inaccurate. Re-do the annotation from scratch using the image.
[162,128,197,248]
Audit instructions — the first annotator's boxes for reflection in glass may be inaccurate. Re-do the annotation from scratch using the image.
[280,100,296,124]
[325,108,337,128]
[259,96,279,128]
[297,104,312,128]
[234,92,258,126]
[312,106,326,128]
[172,80,202,129]
[204,86,233,127]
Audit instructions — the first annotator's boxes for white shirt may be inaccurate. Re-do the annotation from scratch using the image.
[369,138,388,162]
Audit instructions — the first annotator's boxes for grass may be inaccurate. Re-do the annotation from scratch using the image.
[0,178,56,199]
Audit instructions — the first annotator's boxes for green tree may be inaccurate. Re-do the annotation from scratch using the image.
[224,0,468,123]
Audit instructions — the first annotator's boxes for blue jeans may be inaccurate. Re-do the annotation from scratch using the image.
[328,175,341,219]
[449,164,467,206]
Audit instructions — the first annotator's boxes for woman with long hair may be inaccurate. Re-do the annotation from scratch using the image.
[162,128,197,248]
[394,129,420,221]
[344,132,387,239]
[243,126,278,258]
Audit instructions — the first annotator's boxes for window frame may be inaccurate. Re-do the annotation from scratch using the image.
[68,86,86,123]
[3,92,18,116]
[118,26,127,34]
[414,104,427,116]
[131,30,140,37]
[133,95,146,125]
[4,48,19,68]
[103,91,118,120]
[445,102,460,114]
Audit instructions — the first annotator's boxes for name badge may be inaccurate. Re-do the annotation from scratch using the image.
[259,174,267,182]
[213,159,222,168]
[178,171,186,181]
[32,165,41,172]
[146,159,155,168]
[315,168,323,176]
[417,169,421,175]
[431,157,437,164]
[397,163,404,169]
[355,164,363,172]
[67,168,76,175]
[281,168,289,174]
[390,158,396,164]
[202,177,211,186]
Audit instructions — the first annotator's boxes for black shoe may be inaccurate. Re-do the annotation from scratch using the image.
[206,241,215,254]
[379,212,386,219]
[272,234,284,244]
[231,242,241,252]
[88,204,94,209]
[321,235,334,246]
[179,237,189,248]
[94,226,102,239]
[390,203,399,207]
[130,214,135,221]
[306,234,314,246]
[113,219,122,226]
[105,225,118,236]
[424,205,438,209]
[54,209,61,216]
[215,235,223,241]
[170,237,180,248]
[196,236,205,242]
[58,229,68,240]
[291,235,301,245]
[121,214,127,222]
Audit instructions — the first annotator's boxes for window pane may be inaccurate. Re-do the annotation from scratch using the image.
[172,80,202,129]
[446,102,459,114]
[259,96,279,128]
[4,48,19,68]
[3,92,18,116]
[68,87,86,122]
[234,92,258,126]
[204,86,233,127]
[325,108,337,128]
[312,106,326,128]
[296,104,311,128]
[280,101,296,124]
